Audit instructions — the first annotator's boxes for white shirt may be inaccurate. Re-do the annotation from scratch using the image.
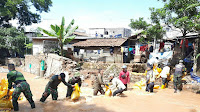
[110,77,126,90]
[160,66,170,78]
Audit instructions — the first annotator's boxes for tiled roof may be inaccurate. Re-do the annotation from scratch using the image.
[72,38,127,47]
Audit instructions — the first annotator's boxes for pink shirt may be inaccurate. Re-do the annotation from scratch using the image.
[119,71,130,84]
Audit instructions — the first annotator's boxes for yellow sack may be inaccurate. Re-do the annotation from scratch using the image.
[8,89,14,96]
[154,85,159,89]
[0,91,7,99]
[0,100,13,109]
[71,83,80,100]
[105,85,112,97]
[170,75,174,82]
[157,68,162,73]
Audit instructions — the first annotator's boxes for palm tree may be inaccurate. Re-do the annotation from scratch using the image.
[39,17,78,56]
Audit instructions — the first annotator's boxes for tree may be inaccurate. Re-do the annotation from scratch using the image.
[0,0,52,27]
[0,27,26,57]
[39,17,78,56]
[155,0,200,58]
[129,17,165,43]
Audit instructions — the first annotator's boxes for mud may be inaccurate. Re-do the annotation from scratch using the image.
[0,67,200,112]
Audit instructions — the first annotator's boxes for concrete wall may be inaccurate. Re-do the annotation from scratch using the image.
[5,58,24,67]
[32,39,44,55]
[23,54,76,78]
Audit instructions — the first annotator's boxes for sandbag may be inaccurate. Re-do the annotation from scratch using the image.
[105,85,112,97]
[0,100,13,109]
[154,85,159,89]
[71,83,80,100]
[0,91,7,99]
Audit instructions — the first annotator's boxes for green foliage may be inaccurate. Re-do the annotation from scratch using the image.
[129,18,149,30]
[0,0,52,27]
[155,0,200,36]
[197,53,200,60]
[39,17,78,56]
[129,18,165,41]
[25,43,33,49]
[0,27,26,55]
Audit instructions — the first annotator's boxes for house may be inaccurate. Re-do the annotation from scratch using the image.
[88,28,131,38]
[32,30,95,55]
[32,37,58,55]
[72,38,128,63]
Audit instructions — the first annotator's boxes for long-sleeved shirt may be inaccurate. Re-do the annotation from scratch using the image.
[7,70,26,89]
[110,78,126,90]
[146,70,155,83]
[160,66,170,78]
[92,74,105,88]
[119,71,130,84]
[45,75,72,91]
[174,63,186,77]
[68,77,82,87]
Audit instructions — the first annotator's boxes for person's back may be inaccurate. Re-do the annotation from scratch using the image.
[7,64,35,111]
[111,77,126,90]
[160,66,170,78]
[174,63,185,77]
[48,75,62,89]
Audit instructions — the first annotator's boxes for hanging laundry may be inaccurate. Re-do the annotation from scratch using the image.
[129,48,133,52]
[185,39,188,48]
[124,47,128,52]
[140,45,148,51]
[121,47,124,53]
[159,42,164,51]
[149,46,153,52]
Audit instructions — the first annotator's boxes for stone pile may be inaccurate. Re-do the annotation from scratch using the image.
[0,67,9,73]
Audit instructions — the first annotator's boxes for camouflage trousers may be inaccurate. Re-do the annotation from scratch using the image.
[173,76,182,91]
[12,81,35,111]
[40,87,58,102]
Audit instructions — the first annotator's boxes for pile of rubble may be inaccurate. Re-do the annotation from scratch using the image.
[0,67,8,73]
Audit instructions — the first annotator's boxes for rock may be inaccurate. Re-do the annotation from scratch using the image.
[0,67,9,73]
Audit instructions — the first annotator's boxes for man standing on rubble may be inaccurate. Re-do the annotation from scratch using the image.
[40,73,74,102]
[119,65,130,91]
[6,64,35,111]
[92,69,106,96]
[173,60,186,93]
[66,72,82,98]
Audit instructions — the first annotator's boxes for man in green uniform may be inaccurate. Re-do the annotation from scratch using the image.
[174,60,186,93]
[6,64,35,111]
[40,73,74,102]
[92,69,106,96]
[66,72,82,98]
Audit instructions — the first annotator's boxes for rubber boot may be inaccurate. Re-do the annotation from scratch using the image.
[161,85,165,89]
[13,100,19,111]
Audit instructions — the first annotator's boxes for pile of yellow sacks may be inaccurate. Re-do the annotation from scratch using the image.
[71,83,80,100]
[0,78,13,109]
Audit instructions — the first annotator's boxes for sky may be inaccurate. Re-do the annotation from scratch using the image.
[12,0,165,32]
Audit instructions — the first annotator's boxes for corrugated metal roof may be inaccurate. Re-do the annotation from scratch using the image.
[72,38,127,47]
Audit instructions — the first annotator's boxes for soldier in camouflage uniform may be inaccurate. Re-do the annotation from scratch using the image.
[66,72,82,98]
[174,60,186,93]
[40,73,74,102]
[6,64,35,111]
[92,69,106,96]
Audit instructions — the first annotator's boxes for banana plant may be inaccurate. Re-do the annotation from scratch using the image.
[39,17,78,56]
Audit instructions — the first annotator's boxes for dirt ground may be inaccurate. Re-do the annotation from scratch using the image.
[1,67,200,112]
